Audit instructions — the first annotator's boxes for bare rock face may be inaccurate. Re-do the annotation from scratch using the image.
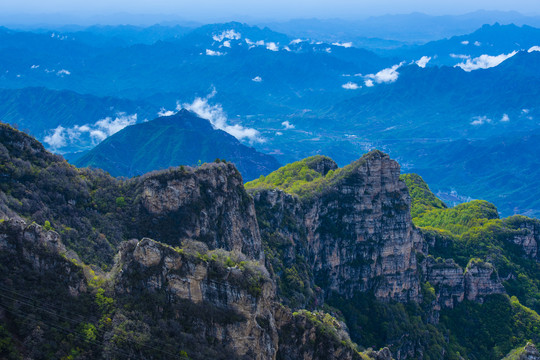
[464,260,506,302]
[425,257,505,309]
[424,257,465,309]
[522,343,540,360]
[116,238,278,360]
[274,307,365,360]
[137,162,263,261]
[307,152,422,301]
[509,220,539,260]
[252,151,422,303]
[0,217,86,295]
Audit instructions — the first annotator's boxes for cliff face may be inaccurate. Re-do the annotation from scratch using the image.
[0,218,86,294]
[252,151,422,303]
[1,123,518,360]
[274,307,364,360]
[136,163,264,261]
[424,257,505,309]
[306,152,422,302]
[508,219,540,261]
[503,342,540,360]
[115,237,278,360]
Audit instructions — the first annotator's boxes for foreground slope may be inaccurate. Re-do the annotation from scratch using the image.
[75,109,281,181]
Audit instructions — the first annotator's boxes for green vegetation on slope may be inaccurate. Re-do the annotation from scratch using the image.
[503,342,539,360]
[404,173,540,313]
[400,173,446,219]
[245,155,336,193]
[414,200,499,235]
[440,295,540,359]
[246,150,387,198]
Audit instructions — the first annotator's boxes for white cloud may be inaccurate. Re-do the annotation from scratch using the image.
[181,91,264,143]
[222,40,231,48]
[212,29,241,42]
[44,113,137,151]
[474,41,481,46]
[206,49,225,56]
[245,39,265,48]
[332,42,353,48]
[290,39,304,45]
[455,51,517,72]
[44,126,67,150]
[450,54,470,59]
[93,114,137,138]
[522,109,530,114]
[470,116,492,126]
[56,69,71,76]
[266,42,279,51]
[252,76,262,82]
[364,63,403,85]
[461,40,469,45]
[282,121,295,129]
[158,108,176,117]
[30,65,39,69]
[415,56,431,68]
[276,131,283,136]
[283,46,291,52]
[501,114,510,122]
[342,82,360,90]
[528,46,540,53]
[364,79,374,87]
[325,47,332,53]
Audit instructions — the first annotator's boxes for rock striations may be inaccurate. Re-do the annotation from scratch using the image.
[137,162,264,261]
[249,152,505,310]
[423,257,505,309]
[251,151,423,303]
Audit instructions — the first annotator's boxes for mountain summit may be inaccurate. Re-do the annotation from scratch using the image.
[74,109,280,181]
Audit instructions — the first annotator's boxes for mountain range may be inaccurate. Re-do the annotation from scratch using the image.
[0,22,539,216]
[0,123,539,359]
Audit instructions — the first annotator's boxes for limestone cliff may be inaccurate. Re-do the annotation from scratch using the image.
[424,257,505,310]
[114,237,278,359]
[0,217,85,295]
[250,151,423,304]
[0,217,377,360]
[136,163,264,261]
[505,217,540,261]
[0,123,523,360]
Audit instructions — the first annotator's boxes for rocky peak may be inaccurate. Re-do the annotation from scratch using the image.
[250,151,422,303]
[503,342,540,360]
[137,162,264,261]
[303,155,338,176]
[307,151,422,301]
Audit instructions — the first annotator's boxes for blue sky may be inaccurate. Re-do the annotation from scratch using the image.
[1,0,539,20]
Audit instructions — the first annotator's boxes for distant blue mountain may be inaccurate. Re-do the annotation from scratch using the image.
[1,22,540,216]
[390,23,540,66]
[75,109,281,181]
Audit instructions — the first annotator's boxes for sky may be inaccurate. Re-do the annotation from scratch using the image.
[1,0,539,22]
